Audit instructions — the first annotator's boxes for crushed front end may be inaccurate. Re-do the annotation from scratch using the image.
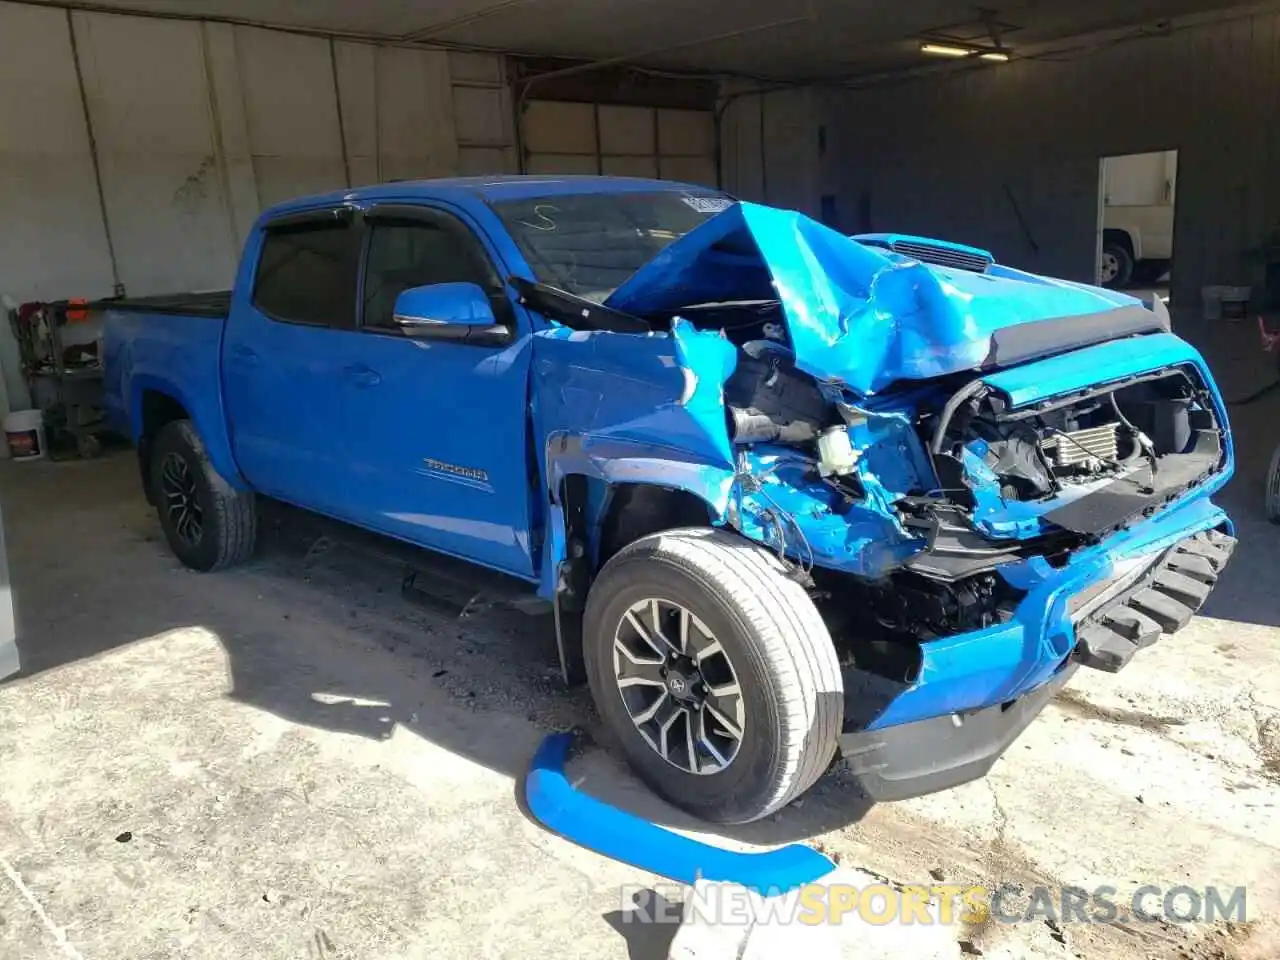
[717,329,1235,799]
[532,198,1236,802]
[711,320,1239,798]
[732,330,1239,803]
[604,204,1237,801]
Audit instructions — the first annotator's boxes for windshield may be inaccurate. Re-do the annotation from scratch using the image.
[491,191,733,301]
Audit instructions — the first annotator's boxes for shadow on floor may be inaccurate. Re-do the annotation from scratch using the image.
[602,890,685,960]
[0,452,874,851]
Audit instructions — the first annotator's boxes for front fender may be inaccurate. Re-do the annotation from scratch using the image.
[544,434,738,519]
[537,435,737,599]
[531,318,740,598]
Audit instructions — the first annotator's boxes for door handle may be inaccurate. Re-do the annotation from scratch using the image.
[231,344,260,365]
[343,364,381,388]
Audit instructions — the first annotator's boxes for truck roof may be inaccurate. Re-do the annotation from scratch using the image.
[256,175,719,225]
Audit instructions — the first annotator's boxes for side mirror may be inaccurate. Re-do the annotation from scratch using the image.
[391,282,508,345]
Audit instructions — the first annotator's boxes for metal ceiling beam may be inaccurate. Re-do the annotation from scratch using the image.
[399,0,538,42]
[517,7,817,91]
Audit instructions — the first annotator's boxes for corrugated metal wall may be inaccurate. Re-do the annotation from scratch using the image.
[0,3,117,303]
[521,100,717,185]
[0,2,513,302]
[828,10,1280,302]
[719,85,827,218]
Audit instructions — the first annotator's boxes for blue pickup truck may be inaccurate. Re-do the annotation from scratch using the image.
[102,175,1235,824]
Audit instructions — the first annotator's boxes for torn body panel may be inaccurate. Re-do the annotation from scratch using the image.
[731,447,922,580]
[523,189,1233,795]
[531,316,930,585]
[532,265,1230,588]
[531,319,740,599]
[605,202,1159,395]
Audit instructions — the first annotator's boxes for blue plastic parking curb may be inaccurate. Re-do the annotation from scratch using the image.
[523,732,837,895]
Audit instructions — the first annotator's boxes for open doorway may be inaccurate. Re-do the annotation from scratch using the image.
[1097,150,1177,302]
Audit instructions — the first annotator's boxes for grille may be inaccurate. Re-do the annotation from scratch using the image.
[1042,422,1120,468]
[889,240,993,273]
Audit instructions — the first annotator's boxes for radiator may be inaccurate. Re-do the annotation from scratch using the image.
[1043,422,1120,468]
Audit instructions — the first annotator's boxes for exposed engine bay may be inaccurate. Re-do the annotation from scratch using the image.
[522,250,1227,655]
[700,305,1223,536]
[928,367,1216,502]
[658,299,1229,652]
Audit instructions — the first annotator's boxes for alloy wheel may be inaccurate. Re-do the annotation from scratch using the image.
[1100,252,1119,284]
[611,597,746,775]
[160,452,204,548]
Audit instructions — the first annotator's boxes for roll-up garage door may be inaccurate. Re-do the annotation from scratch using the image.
[521,100,716,187]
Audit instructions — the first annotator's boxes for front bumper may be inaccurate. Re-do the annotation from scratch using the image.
[839,663,1077,801]
[1072,528,1235,671]
[836,496,1234,802]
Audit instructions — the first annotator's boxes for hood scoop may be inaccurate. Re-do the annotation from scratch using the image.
[853,233,994,273]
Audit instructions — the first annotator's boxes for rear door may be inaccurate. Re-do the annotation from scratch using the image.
[222,208,364,521]
[337,202,537,579]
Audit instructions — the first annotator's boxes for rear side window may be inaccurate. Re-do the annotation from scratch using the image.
[253,220,360,328]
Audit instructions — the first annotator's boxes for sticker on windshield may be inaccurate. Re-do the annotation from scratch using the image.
[681,196,733,214]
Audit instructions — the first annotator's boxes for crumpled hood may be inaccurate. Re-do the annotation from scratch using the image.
[605,201,1152,395]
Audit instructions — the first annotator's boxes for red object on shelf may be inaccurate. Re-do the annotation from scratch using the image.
[65,298,90,322]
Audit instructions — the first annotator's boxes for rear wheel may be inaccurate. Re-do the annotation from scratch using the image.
[150,420,257,571]
[583,528,844,824]
[1100,241,1134,288]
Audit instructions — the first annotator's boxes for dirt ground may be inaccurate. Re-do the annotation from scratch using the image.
[0,319,1277,960]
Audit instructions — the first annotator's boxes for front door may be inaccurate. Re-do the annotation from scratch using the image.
[338,203,537,579]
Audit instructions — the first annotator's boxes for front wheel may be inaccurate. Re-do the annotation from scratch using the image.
[150,420,257,571]
[583,528,844,824]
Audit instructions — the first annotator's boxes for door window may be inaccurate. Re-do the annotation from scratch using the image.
[361,216,503,332]
[252,219,361,328]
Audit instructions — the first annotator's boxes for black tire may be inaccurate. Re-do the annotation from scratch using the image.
[583,528,844,824]
[1266,443,1280,524]
[1101,240,1134,288]
[150,420,257,571]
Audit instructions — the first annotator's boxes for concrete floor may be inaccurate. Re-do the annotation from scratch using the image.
[0,317,1278,960]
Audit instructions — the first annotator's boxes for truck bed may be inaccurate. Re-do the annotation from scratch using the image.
[92,291,231,319]
[100,299,229,454]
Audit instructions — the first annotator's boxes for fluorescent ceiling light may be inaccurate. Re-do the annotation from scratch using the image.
[980,51,1010,62]
[920,42,973,57]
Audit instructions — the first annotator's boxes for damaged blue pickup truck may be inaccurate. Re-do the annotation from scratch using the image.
[102,176,1235,824]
